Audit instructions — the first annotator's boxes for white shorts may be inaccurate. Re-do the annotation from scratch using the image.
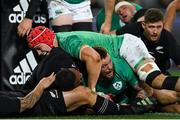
[47,0,93,21]
[119,34,154,70]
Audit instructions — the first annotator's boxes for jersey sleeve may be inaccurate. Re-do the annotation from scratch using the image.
[116,22,141,36]
[167,33,180,65]
[25,0,41,19]
[59,35,84,59]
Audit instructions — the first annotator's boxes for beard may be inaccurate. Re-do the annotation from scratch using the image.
[99,69,115,85]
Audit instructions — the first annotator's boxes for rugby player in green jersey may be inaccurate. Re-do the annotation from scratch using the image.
[92,46,180,113]
[27,26,180,95]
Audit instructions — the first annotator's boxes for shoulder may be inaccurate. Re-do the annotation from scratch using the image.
[123,22,140,30]
[118,22,141,35]
[123,33,140,40]
[161,29,177,42]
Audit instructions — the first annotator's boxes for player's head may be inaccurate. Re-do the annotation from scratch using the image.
[142,8,164,42]
[115,1,136,23]
[55,67,82,91]
[93,46,114,80]
[27,26,56,56]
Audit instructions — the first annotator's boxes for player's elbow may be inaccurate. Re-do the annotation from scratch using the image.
[80,46,101,63]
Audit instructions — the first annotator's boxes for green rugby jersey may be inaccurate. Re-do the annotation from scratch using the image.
[56,31,139,103]
[56,31,124,59]
[96,57,139,103]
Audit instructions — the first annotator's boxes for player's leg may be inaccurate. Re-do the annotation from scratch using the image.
[160,104,180,113]
[71,0,93,31]
[63,86,155,115]
[63,86,96,112]
[120,34,180,91]
[153,89,180,104]
[48,0,73,32]
[140,82,180,104]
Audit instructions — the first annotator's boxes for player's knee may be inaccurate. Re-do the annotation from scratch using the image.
[76,86,92,100]
[137,62,161,84]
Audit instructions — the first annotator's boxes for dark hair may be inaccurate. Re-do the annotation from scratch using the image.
[93,46,107,59]
[55,68,76,91]
[144,8,164,23]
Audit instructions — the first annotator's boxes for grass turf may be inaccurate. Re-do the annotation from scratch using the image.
[12,113,180,119]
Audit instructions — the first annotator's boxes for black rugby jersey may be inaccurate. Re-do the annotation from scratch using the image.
[116,22,180,73]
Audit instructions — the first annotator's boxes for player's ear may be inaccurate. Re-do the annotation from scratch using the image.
[141,21,146,29]
[53,36,58,47]
[131,5,136,12]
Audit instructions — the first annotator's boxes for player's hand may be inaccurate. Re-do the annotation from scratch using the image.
[175,0,180,10]
[136,89,147,99]
[100,22,111,34]
[17,18,33,37]
[109,30,116,35]
[97,92,114,102]
[40,72,56,89]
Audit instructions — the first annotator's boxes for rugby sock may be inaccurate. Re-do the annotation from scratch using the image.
[92,95,153,115]
[161,76,179,90]
[92,95,136,115]
[92,95,119,114]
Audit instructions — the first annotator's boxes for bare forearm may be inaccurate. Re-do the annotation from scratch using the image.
[20,83,45,112]
[100,0,116,33]
[20,73,55,112]
[164,0,180,31]
[87,60,101,90]
[104,0,116,24]
[80,46,102,90]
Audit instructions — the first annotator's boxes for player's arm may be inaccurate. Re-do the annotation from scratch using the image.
[80,45,102,92]
[164,0,180,32]
[17,0,41,37]
[19,72,56,112]
[100,0,116,34]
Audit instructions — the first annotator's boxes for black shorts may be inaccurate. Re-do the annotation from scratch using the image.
[0,89,67,117]
[23,89,67,116]
[0,90,28,117]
